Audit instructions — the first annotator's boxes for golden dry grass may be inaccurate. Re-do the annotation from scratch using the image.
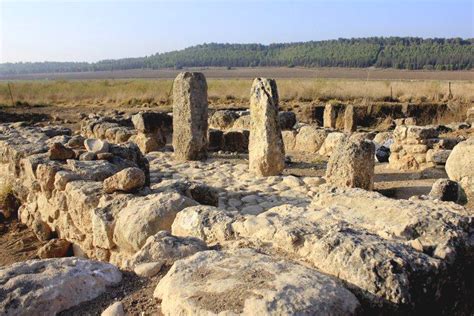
[1,78,473,108]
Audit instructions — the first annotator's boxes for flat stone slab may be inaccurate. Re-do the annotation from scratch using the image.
[172,198,473,312]
[154,248,360,315]
[0,258,122,316]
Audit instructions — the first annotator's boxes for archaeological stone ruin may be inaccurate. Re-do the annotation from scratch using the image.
[0,72,473,315]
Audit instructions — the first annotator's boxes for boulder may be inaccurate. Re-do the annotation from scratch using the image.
[103,167,146,193]
[130,133,164,154]
[0,258,122,316]
[325,137,375,190]
[134,262,163,278]
[128,231,207,272]
[208,110,239,130]
[446,137,474,201]
[97,152,114,161]
[48,142,75,160]
[113,192,198,252]
[233,114,251,130]
[154,249,360,315]
[373,132,392,145]
[248,78,285,176]
[67,160,121,181]
[429,179,460,202]
[426,149,451,165]
[66,135,86,148]
[375,145,390,163]
[318,132,346,157]
[79,152,96,161]
[281,130,297,152]
[294,125,327,153]
[84,139,110,154]
[172,72,208,161]
[222,130,249,153]
[172,205,234,243]
[278,111,297,130]
[32,217,52,241]
[37,238,71,258]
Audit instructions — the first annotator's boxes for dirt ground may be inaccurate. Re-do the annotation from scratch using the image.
[0,218,46,267]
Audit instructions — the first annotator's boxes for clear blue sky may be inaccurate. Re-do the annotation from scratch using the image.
[1,0,473,63]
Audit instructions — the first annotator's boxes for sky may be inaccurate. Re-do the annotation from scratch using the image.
[0,0,473,63]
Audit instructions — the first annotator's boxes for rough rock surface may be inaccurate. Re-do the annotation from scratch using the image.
[294,125,327,153]
[209,110,239,130]
[113,192,198,253]
[326,137,375,190]
[426,149,451,165]
[148,153,318,214]
[103,167,146,193]
[344,104,357,133]
[49,142,75,160]
[85,138,110,154]
[0,258,122,316]
[429,179,460,202]
[172,72,208,161]
[248,78,285,176]
[323,103,344,129]
[127,230,207,269]
[446,137,474,202]
[222,129,249,153]
[278,111,297,130]
[154,248,360,315]
[37,238,71,258]
[318,132,346,157]
[389,125,439,170]
[129,133,164,154]
[172,188,473,313]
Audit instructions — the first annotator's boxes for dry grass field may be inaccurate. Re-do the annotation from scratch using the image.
[0,68,474,107]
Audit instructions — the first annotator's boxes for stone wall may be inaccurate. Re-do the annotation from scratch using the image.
[389,125,439,170]
[0,124,198,267]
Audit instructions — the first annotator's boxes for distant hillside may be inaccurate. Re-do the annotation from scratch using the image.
[1,37,473,75]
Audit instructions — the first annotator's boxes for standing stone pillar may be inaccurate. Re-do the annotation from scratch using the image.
[344,104,357,133]
[172,72,208,161]
[323,103,337,128]
[249,78,285,176]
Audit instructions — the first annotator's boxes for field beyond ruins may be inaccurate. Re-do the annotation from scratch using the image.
[1,67,473,109]
[1,69,473,315]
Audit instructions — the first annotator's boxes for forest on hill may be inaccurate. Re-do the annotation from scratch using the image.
[1,37,473,75]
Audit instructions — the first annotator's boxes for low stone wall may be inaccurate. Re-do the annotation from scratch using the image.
[0,123,196,267]
[81,114,135,144]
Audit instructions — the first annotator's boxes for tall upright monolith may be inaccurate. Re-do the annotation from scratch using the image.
[344,104,357,133]
[172,72,208,161]
[249,78,285,176]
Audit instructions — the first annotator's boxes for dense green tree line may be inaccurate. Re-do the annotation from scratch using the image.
[1,37,472,75]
